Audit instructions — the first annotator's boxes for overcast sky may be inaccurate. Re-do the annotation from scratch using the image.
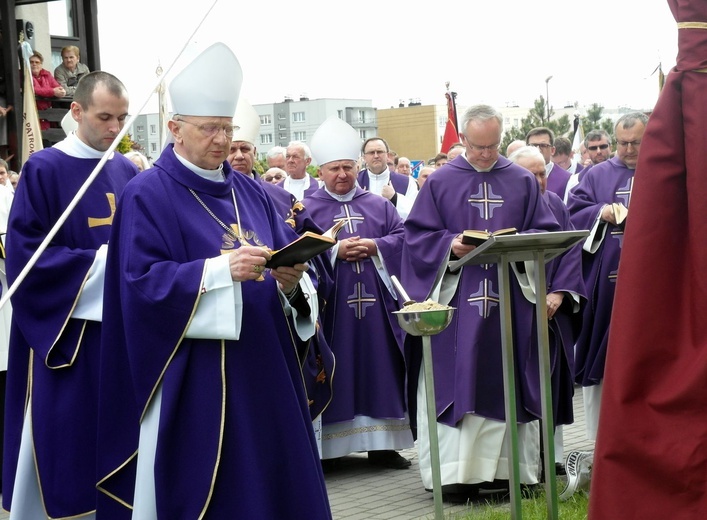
[96,0,677,115]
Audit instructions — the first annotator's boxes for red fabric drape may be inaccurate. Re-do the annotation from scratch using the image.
[589,1,707,518]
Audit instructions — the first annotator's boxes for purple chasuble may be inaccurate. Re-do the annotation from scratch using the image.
[303,188,408,424]
[260,177,336,421]
[547,163,572,200]
[402,156,562,426]
[96,146,331,519]
[541,191,586,425]
[567,156,634,386]
[2,147,136,517]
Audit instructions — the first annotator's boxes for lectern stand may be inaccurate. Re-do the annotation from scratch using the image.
[448,231,588,520]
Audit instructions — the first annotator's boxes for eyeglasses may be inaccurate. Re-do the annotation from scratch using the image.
[176,118,236,138]
[465,142,501,153]
[529,143,552,149]
[364,150,388,156]
[263,174,284,182]
[617,140,642,148]
[587,144,610,151]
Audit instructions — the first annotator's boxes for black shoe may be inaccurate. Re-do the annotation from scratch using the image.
[321,457,342,472]
[440,484,481,503]
[555,462,567,476]
[367,450,411,469]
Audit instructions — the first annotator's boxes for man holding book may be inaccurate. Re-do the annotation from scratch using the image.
[304,117,414,470]
[566,111,648,447]
[402,104,561,501]
[95,43,331,519]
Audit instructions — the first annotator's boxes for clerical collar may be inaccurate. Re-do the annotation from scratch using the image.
[463,153,498,173]
[324,186,356,201]
[545,162,553,176]
[173,148,225,182]
[54,132,115,160]
[367,167,390,178]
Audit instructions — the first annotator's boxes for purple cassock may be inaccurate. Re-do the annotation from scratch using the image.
[567,156,634,387]
[541,191,586,426]
[402,156,561,426]
[546,162,572,200]
[2,148,136,518]
[96,146,331,519]
[303,188,408,424]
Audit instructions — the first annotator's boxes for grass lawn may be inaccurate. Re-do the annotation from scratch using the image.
[429,484,590,520]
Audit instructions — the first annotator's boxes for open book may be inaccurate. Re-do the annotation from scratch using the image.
[461,227,517,246]
[265,219,347,268]
[611,202,628,231]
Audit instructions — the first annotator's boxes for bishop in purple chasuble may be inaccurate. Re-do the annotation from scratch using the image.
[303,188,413,454]
[96,147,331,519]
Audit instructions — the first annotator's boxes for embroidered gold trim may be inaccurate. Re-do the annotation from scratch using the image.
[677,22,707,29]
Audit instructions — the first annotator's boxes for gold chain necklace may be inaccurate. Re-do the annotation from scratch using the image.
[188,187,248,245]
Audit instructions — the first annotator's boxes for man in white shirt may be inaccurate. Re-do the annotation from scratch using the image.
[357,137,418,220]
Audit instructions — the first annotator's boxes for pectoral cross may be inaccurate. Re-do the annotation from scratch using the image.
[87,193,116,228]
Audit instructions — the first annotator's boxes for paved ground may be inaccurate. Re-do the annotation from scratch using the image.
[325,388,595,520]
[0,390,593,520]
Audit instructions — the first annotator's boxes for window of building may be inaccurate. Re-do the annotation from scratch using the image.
[260,115,272,125]
[278,113,286,120]
[48,0,75,37]
[292,112,305,123]
[261,134,273,144]
[338,110,343,119]
[150,125,156,134]
[279,133,287,140]
[278,124,286,131]
[293,131,306,141]
[359,130,366,139]
[358,110,366,123]
[137,125,144,132]
[150,143,157,153]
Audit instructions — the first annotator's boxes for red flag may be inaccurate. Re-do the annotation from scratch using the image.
[440,87,458,154]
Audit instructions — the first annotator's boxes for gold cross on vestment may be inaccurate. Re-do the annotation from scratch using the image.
[87,193,116,228]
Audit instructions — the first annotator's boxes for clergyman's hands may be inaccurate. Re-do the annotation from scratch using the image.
[270,263,308,295]
[451,234,476,260]
[229,245,271,282]
[337,237,376,262]
[546,292,564,320]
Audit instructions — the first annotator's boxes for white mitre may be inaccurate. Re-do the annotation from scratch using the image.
[232,98,260,145]
[169,42,243,117]
[310,116,361,166]
[61,111,78,135]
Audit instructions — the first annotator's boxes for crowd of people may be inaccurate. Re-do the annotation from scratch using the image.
[0,39,655,519]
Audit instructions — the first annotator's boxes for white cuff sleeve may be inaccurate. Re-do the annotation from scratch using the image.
[72,244,107,322]
[186,254,242,340]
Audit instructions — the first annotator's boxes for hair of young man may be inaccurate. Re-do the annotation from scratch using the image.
[73,71,127,109]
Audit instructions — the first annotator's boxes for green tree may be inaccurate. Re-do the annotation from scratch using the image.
[116,133,134,154]
[580,103,614,137]
[500,96,572,154]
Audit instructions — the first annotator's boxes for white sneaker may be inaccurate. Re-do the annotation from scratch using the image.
[559,450,593,501]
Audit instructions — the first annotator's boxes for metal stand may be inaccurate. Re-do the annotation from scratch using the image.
[393,306,455,520]
[449,231,588,519]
